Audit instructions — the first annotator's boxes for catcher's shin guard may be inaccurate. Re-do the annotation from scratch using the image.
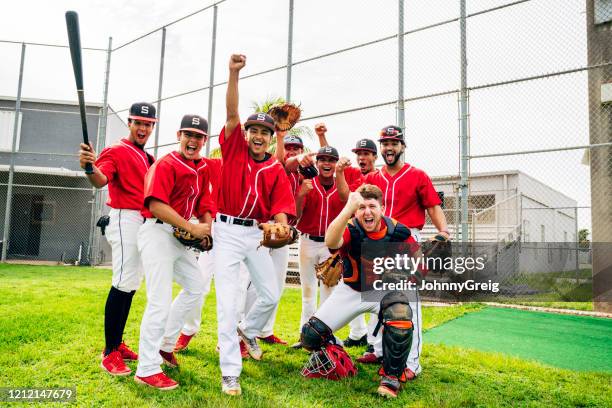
[300,316,334,351]
[379,292,413,379]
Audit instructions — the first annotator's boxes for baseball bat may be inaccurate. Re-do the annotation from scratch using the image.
[65,10,93,174]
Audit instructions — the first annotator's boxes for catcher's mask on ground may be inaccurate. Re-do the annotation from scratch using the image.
[380,139,404,167]
[355,198,384,233]
[301,344,357,380]
[246,125,273,160]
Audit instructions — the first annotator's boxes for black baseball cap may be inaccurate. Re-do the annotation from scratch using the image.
[179,114,209,136]
[352,138,377,154]
[244,113,275,134]
[316,146,339,161]
[378,125,404,144]
[284,135,304,148]
[128,102,157,122]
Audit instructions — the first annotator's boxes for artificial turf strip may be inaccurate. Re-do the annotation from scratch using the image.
[424,306,612,372]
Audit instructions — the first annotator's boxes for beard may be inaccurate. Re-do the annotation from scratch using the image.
[383,152,401,167]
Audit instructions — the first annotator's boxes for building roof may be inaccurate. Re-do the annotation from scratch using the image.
[0,164,86,178]
[0,95,104,108]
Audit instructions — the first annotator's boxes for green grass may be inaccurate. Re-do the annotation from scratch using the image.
[1,264,611,407]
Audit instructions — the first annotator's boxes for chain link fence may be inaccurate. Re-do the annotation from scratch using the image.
[0,1,609,307]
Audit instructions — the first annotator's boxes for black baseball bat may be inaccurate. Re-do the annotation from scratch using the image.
[65,10,93,174]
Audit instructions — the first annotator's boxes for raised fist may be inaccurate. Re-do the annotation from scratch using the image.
[229,54,246,71]
[299,179,314,197]
[314,123,327,137]
[336,157,351,173]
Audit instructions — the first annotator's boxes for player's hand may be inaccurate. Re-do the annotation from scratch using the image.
[298,179,314,197]
[298,152,316,168]
[188,222,211,239]
[314,123,327,137]
[336,157,351,173]
[229,54,246,72]
[346,191,365,212]
[79,142,97,170]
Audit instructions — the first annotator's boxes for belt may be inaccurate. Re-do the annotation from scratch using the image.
[219,214,255,227]
[143,218,164,224]
[302,233,325,242]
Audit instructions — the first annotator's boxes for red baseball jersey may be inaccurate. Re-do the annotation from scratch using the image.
[203,157,223,216]
[364,163,440,229]
[297,176,357,236]
[142,151,213,220]
[287,171,301,197]
[217,125,296,223]
[343,166,365,188]
[95,138,155,210]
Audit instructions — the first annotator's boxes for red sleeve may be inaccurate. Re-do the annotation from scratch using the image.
[417,170,442,208]
[143,159,174,208]
[344,167,365,191]
[341,227,351,250]
[270,166,297,223]
[196,167,215,218]
[220,124,247,159]
[95,147,117,181]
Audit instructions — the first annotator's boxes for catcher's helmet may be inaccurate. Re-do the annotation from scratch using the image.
[301,344,357,380]
[378,125,404,144]
[244,113,275,134]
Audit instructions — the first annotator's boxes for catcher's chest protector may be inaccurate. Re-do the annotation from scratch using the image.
[342,216,411,291]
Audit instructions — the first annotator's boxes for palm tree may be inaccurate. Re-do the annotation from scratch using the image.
[208,96,313,158]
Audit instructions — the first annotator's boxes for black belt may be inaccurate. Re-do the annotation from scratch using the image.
[219,214,255,227]
[303,233,325,242]
[143,218,164,224]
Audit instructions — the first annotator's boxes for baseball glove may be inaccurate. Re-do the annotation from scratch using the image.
[299,164,318,179]
[267,102,302,131]
[420,234,451,272]
[259,223,296,249]
[173,227,213,252]
[315,253,343,287]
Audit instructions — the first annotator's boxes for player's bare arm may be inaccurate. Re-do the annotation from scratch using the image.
[272,212,289,224]
[285,151,316,173]
[295,178,313,218]
[275,129,288,165]
[335,156,351,202]
[148,198,211,239]
[325,191,363,249]
[426,205,450,239]
[225,54,246,137]
[79,142,108,188]
[314,123,329,147]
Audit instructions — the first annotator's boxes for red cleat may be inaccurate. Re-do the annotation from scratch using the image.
[356,352,382,364]
[118,342,138,361]
[404,368,417,381]
[100,350,131,376]
[258,334,288,345]
[159,350,179,368]
[174,333,194,352]
[239,340,250,359]
[135,372,178,390]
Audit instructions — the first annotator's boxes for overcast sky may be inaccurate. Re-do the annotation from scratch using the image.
[0,0,593,229]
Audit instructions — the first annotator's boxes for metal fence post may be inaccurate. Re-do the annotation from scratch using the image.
[88,36,113,265]
[205,5,218,158]
[153,27,166,158]
[286,0,294,102]
[1,43,26,262]
[459,0,470,245]
[397,0,405,130]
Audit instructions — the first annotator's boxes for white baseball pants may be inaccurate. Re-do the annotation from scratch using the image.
[298,237,335,328]
[135,219,205,377]
[314,281,423,374]
[240,245,290,337]
[214,215,280,377]
[105,208,144,292]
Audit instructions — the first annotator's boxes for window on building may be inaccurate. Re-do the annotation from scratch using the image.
[32,200,56,225]
[0,110,22,151]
